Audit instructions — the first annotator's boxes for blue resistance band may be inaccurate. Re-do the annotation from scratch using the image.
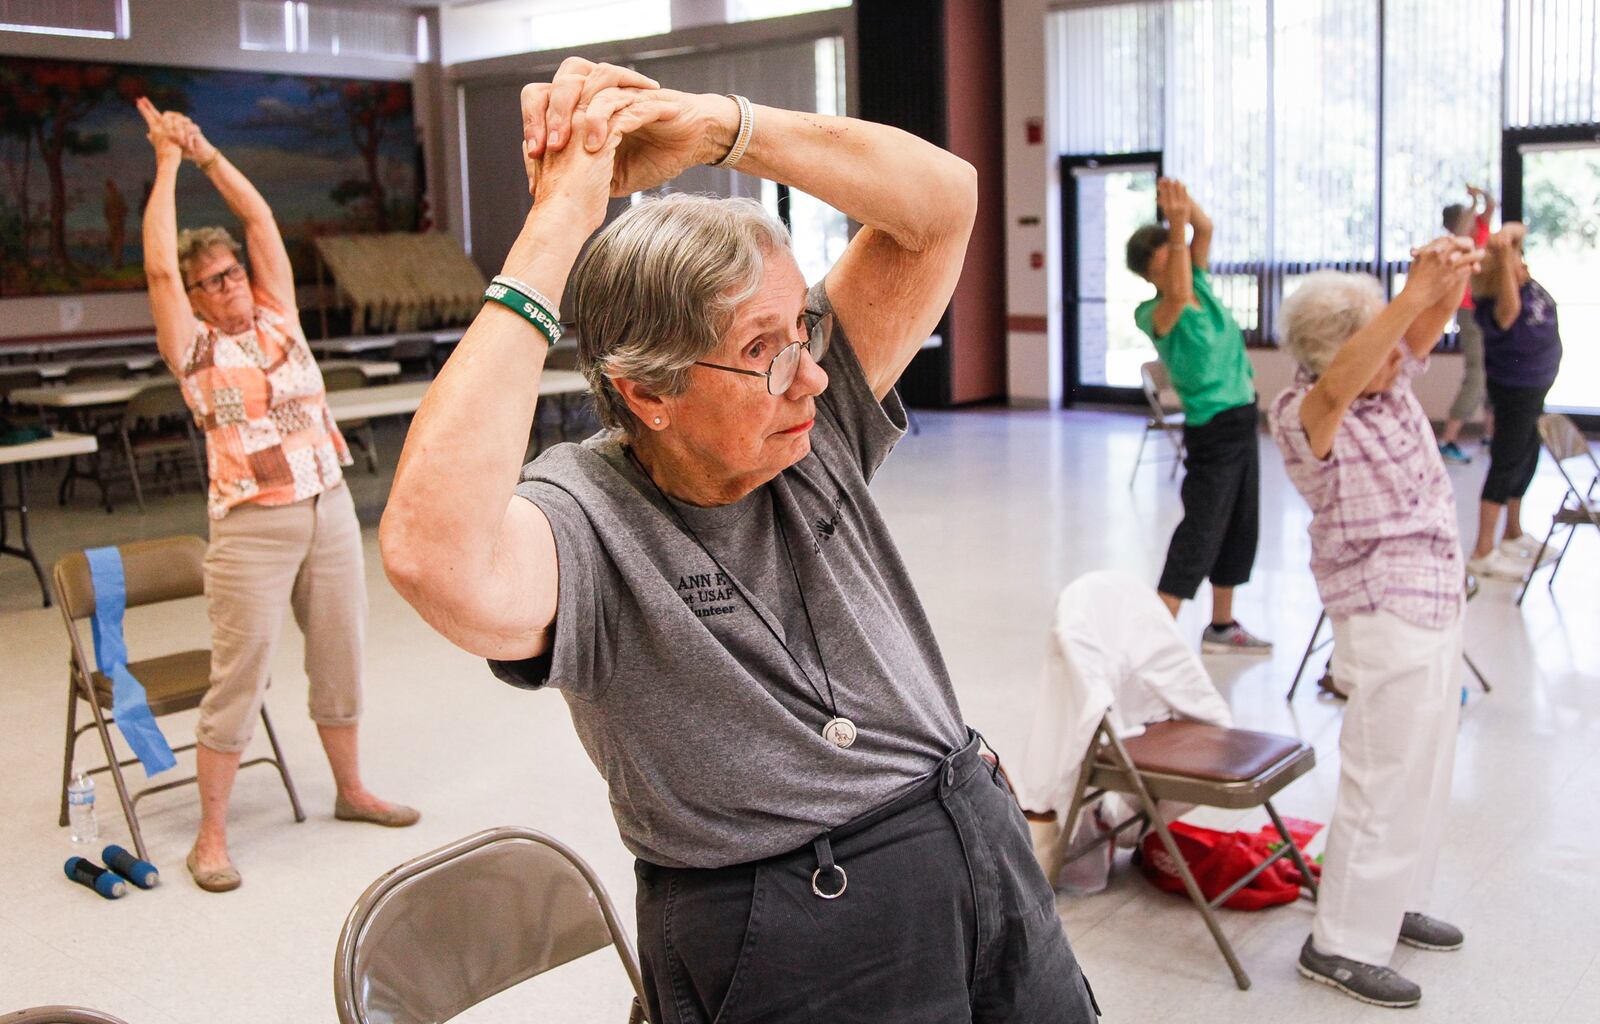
[84,547,176,777]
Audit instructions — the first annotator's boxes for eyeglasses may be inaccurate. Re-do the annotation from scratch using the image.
[186,262,247,295]
[693,310,833,395]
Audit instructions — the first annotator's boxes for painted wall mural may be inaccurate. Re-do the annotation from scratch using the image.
[0,57,420,297]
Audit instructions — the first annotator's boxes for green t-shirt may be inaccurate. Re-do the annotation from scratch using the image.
[1134,268,1255,426]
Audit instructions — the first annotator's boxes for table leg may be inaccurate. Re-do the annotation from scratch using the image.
[1,463,52,607]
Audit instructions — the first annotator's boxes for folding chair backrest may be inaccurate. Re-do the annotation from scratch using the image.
[334,827,644,1024]
[64,364,126,384]
[53,535,207,623]
[389,337,434,362]
[321,365,368,392]
[0,368,43,399]
[1140,360,1177,415]
[121,380,189,425]
[1540,413,1596,466]
[0,1007,132,1024]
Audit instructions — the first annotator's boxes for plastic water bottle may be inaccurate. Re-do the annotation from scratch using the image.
[67,771,98,847]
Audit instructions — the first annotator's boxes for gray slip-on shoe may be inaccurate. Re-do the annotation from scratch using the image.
[1297,936,1422,1008]
[1399,912,1464,951]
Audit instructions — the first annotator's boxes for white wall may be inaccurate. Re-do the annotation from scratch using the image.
[0,0,426,342]
[1000,0,1057,407]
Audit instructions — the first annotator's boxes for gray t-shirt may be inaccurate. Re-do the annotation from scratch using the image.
[489,282,967,869]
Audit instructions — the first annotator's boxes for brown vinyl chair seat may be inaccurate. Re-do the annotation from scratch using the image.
[1093,719,1313,810]
[88,649,211,715]
[1109,720,1304,780]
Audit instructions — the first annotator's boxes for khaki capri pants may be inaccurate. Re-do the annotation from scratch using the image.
[198,481,365,753]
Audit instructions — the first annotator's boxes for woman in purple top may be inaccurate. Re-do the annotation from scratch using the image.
[1467,221,1564,580]
[1267,237,1480,1009]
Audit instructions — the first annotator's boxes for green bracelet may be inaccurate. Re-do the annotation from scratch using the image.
[483,282,562,345]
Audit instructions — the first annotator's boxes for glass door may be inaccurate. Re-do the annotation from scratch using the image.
[1510,135,1600,418]
[1062,153,1162,404]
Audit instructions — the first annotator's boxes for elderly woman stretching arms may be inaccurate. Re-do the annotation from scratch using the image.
[138,99,416,893]
[382,60,1097,1022]
[1267,237,1479,1009]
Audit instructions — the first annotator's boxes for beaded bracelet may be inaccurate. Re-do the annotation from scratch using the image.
[483,282,561,346]
[491,274,560,323]
[712,94,753,169]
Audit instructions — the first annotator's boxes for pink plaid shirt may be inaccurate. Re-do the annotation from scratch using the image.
[1268,354,1464,630]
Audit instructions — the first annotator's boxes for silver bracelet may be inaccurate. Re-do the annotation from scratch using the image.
[712,94,753,169]
[491,274,560,324]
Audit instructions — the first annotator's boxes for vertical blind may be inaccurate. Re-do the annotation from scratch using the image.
[1051,0,1590,341]
[1506,0,1600,128]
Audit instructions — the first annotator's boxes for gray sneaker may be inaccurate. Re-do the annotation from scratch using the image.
[1399,912,1463,951]
[1297,937,1422,1008]
[1201,620,1273,655]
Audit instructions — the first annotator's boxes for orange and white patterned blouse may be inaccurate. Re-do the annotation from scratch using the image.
[179,291,351,520]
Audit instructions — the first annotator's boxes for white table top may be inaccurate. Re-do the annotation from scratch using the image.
[0,431,98,465]
[3,354,163,380]
[10,361,400,408]
[326,370,587,422]
[309,327,468,356]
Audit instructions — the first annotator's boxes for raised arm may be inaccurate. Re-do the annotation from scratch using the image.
[1468,183,1496,221]
[1151,177,1195,338]
[1486,223,1526,330]
[136,98,196,373]
[381,92,637,660]
[527,65,975,401]
[1298,238,1476,459]
[159,105,297,315]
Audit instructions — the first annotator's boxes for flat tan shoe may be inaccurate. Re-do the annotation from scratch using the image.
[334,795,420,828]
[186,848,241,893]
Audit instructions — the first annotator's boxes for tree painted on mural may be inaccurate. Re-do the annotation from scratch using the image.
[309,79,411,233]
[0,61,180,275]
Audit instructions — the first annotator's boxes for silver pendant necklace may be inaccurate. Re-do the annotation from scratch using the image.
[628,448,856,749]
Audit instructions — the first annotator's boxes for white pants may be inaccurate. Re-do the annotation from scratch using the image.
[1313,609,1462,965]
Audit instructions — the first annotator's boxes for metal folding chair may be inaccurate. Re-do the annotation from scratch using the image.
[1059,716,1318,990]
[1,1008,131,1024]
[335,826,648,1024]
[321,365,380,473]
[1286,577,1492,701]
[54,536,305,863]
[1130,360,1185,487]
[1517,413,1599,606]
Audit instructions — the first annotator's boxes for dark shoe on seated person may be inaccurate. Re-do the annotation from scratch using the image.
[334,795,421,828]
[1298,936,1421,1008]
[1399,912,1463,951]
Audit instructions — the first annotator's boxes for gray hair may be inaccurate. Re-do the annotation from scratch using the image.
[1277,270,1386,376]
[175,226,241,285]
[569,193,791,435]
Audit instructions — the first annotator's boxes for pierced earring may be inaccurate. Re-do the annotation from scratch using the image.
[653,417,663,426]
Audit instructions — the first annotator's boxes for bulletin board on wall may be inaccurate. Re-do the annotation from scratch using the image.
[0,57,423,298]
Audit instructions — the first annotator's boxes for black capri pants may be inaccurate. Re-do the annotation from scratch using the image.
[633,733,1100,1024]
[1482,380,1551,504]
[1159,401,1261,600]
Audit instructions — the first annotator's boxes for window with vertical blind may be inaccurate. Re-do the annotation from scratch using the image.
[1050,0,1583,344]
[460,35,847,281]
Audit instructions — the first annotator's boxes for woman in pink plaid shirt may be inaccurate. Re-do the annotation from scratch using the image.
[1267,236,1480,1009]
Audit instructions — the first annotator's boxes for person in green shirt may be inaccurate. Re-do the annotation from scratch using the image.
[1127,178,1271,654]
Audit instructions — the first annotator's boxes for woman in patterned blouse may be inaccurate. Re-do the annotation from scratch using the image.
[138,98,417,894]
[1266,237,1480,1008]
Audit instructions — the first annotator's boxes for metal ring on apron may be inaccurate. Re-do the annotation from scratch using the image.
[811,864,848,899]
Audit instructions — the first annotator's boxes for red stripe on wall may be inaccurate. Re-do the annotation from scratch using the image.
[1006,315,1048,333]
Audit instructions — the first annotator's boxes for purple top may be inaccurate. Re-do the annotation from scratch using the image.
[1475,279,1562,390]
[1268,353,1464,630]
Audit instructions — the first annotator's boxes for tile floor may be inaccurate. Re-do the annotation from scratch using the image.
[0,408,1595,1022]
